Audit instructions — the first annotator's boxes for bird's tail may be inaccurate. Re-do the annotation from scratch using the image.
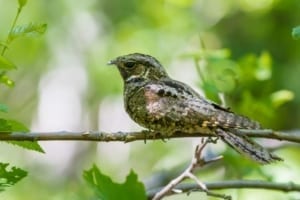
[214,110,261,130]
[215,128,282,164]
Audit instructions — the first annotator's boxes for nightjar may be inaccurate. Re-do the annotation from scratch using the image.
[108,53,282,164]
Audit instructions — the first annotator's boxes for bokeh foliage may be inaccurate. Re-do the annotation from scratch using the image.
[0,0,300,199]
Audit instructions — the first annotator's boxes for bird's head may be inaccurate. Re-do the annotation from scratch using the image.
[108,53,169,82]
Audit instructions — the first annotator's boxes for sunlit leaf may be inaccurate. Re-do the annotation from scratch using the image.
[201,81,220,103]
[0,119,11,132]
[208,59,237,93]
[207,49,231,60]
[271,90,294,107]
[237,54,258,82]
[256,51,272,81]
[0,163,27,192]
[84,165,147,200]
[8,23,47,42]
[0,104,8,113]
[6,119,29,132]
[180,50,206,60]
[18,0,28,8]
[181,49,231,60]
[0,119,29,132]
[7,141,45,153]
[0,74,15,87]
[0,55,16,70]
[292,26,300,40]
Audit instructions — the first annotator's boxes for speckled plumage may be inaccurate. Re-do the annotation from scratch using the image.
[108,53,282,164]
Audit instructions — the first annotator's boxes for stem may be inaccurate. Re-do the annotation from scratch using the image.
[147,180,300,199]
[192,36,207,85]
[194,57,206,83]
[1,6,23,56]
[152,141,227,200]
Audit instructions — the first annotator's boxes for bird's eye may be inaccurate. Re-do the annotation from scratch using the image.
[124,62,136,68]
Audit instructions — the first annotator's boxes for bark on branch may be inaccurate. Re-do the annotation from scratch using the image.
[0,129,299,143]
[1,129,299,199]
[147,180,300,199]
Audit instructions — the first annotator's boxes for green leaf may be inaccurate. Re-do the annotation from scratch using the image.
[0,74,15,87]
[18,0,28,8]
[8,23,47,42]
[7,120,29,132]
[0,55,16,70]
[292,26,300,40]
[0,162,27,192]
[271,90,294,108]
[0,104,8,113]
[0,119,45,153]
[84,165,147,200]
[7,141,45,153]
[256,51,272,81]
[207,59,237,93]
[181,49,231,60]
[0,119,11,132]
[0,119,29,132]
[6,120,44,153]
[201,81,220,103]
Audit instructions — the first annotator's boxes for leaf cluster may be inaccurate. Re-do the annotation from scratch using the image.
[84,165,147,200]
[183,47,294,129]
[0,0,46,193]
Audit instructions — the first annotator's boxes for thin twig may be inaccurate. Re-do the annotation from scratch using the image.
[147,180,300,199]
[1,5,23,55]
[152,140,226,200]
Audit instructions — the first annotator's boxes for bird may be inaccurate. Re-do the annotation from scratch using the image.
[108,53,282,164]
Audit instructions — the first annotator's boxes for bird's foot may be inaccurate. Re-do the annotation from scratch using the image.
[206,136,219,144]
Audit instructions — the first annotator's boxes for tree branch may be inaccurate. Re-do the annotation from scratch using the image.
[0,129,299,143]
[147,180,300,199]
[1,129,299,199]
[152,140,228,200]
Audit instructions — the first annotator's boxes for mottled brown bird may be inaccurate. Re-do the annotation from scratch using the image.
[108,53,282,164]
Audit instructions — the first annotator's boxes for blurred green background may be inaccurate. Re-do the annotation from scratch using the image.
[0,0,300,199]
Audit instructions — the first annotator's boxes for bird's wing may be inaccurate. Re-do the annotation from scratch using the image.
[161,79,260,129]
[144,79,260,130]
[143,80,216,125]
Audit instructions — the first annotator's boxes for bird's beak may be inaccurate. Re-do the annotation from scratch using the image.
[107,58,117,65]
